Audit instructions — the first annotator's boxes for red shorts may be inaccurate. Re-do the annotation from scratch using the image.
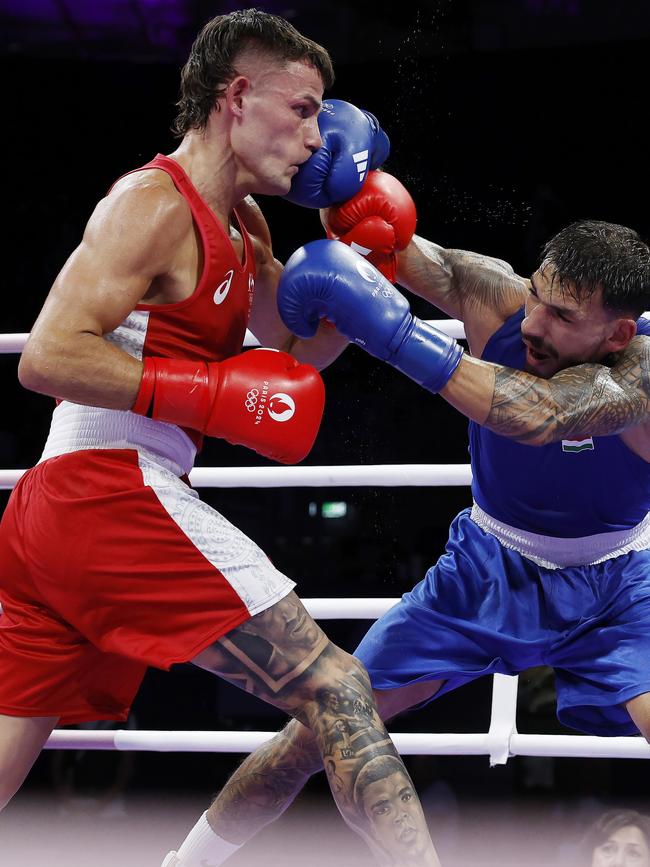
[0,449,295,724]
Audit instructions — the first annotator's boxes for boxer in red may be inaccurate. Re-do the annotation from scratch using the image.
[0,9,440,867]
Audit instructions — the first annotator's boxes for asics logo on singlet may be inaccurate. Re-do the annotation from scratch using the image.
[268,393,296,422]
[213,269,234,305]
[245,389,260,412]
[355,259,394,298]
[352,149,369,184]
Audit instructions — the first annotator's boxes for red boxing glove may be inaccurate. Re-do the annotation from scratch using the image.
[325,170,417,282]
[133,349,325,465]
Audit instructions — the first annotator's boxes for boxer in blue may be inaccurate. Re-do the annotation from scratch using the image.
[278,219,650,734]
[167,193,650,862]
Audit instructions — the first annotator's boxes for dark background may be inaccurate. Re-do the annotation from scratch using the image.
[2,0,650,858]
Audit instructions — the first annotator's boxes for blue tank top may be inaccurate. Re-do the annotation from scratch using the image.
[469,308,650,536]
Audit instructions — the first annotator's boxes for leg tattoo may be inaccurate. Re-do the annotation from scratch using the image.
[193,593,440,866]
[208,719,321,843]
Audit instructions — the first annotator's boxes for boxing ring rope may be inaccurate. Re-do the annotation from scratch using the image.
[0,465,472,490]
[2,323,650,766]
[0,320,465,355]
[0,333,30,354]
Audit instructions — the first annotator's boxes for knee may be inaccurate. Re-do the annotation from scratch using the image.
[302,644,375,717]
[625,694,650,742]
[327,645,371,685]
[324,647,374,698]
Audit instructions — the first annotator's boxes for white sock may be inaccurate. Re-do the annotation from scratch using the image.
[175,811,242,867]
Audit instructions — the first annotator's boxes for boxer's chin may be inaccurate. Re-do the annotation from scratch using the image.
[524,345,558,378]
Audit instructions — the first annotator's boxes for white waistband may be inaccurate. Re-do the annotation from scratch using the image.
[38,401,197,477]
[470,502,650,569]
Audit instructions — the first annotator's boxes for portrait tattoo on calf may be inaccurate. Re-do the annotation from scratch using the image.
[196,593,438,865]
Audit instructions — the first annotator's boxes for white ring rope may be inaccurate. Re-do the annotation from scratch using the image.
[43,667,650,765]
[0,333,30,354]
[0,320,462,355]
[0,465,472,490]
[44,728,650,762]
[2,322,648,764]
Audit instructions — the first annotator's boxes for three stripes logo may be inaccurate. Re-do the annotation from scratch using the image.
[353,149,369,184]
[561,437,594,453]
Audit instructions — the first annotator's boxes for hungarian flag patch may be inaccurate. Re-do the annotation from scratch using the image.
[562,437,594,453]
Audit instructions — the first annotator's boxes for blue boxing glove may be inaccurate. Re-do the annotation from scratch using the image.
[278,240,463,393]
[285,99,390,208]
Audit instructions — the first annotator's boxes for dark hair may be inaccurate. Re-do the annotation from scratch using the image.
[352,754,407,814]
[173,9,334,137]
[541,220,650,318]
[581,809,650,863]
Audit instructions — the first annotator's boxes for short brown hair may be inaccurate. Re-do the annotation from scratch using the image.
[173,9,334,137]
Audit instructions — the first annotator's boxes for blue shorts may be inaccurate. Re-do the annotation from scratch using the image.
[355,509,650,736]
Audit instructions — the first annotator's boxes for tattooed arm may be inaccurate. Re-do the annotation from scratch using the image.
[396,235,529,356]
[393,234,650,448]
[441,334,650,446]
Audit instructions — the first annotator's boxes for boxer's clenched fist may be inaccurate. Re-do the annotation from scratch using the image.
[285,99,390,208]
[277,239,463,394]
[324,170,417,281]
[133,349,325,465]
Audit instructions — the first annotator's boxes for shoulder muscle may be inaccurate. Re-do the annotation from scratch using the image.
[86,173,192,280]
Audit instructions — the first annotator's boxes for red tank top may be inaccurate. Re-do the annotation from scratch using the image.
[107,154,257,450]
[114,153,256,364]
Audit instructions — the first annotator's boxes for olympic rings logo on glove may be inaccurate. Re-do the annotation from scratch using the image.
[245,389,260,412]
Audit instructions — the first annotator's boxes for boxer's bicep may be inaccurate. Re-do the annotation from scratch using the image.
[398,236,526,314]
[485,336,650,445]
[610,335,650,395]
[397,236,528,354]
[238,199,296,351]
[238,195,273,249]
[443,247,529,319]
[32,185,185,339]
[19,185,186,406]
[247,247,294,351]
[396,236,461,316]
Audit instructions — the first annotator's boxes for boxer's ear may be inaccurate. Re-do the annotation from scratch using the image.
[225,75,250,117]
[603,316,637,354]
